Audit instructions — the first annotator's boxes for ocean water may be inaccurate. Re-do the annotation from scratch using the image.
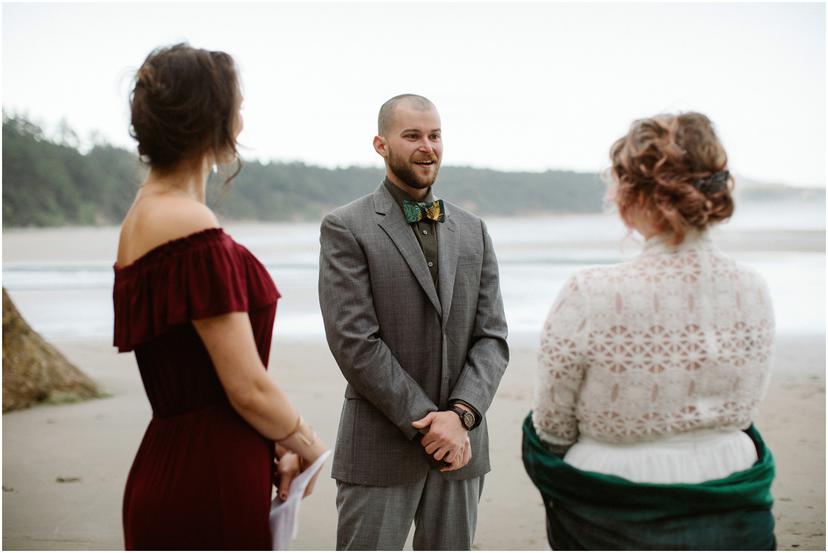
[3,205,824,342]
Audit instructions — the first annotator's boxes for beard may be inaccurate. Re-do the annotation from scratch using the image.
[386,146,441,189]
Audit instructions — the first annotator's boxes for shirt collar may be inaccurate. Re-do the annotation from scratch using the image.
[642,228,714,256]
[383,177,435,210]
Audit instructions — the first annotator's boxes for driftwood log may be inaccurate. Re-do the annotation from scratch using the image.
[3,288,99,412]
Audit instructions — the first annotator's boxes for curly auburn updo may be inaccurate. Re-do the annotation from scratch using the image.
[129,43,241,179]
[609,112,734,245]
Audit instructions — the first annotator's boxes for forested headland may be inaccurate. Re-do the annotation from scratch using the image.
[3,115,822,228]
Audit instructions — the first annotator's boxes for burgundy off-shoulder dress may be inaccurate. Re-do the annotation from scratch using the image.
[113,228,280,550]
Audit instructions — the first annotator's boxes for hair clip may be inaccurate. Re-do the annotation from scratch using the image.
[693,170,729,194]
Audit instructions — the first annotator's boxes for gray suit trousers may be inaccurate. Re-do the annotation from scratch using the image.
[336,471,485,550]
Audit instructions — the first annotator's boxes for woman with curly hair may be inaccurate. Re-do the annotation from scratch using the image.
[523,112,776,550]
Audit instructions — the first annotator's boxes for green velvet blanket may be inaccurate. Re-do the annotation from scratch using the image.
[521,412,776,550]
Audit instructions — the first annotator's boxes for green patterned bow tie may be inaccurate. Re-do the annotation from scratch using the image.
[402,199,446,223]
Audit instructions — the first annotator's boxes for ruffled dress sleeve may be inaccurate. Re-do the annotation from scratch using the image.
[113,228,280,353]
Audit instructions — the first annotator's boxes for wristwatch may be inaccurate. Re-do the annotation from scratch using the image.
[449,405,475,431]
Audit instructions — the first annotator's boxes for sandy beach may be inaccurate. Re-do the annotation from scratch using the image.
[3,219,824,549]
[2,333,824,550]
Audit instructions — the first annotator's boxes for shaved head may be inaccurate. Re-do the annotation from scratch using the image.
[378,94,436,136]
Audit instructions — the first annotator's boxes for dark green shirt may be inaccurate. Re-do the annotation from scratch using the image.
[383,179,481,428]
[383,178,439,286]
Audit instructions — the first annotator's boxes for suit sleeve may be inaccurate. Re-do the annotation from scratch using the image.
[448,219,509,426]
[318,212,438,440]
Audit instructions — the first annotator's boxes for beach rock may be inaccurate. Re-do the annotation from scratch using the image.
[2,288,99,412]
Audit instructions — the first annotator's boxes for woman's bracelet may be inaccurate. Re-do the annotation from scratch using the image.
[275,414,303,443]
[275,415,316,447]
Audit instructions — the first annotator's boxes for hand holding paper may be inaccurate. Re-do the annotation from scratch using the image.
[269,449,331,550]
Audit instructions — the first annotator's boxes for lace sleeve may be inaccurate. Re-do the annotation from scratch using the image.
[532,274,587,447]
[753,273,776,403]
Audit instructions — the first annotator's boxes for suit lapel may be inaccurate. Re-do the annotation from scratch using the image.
[374,186,442,315]
[437,214,458,327]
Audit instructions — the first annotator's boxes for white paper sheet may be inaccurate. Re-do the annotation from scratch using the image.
[269,449,331,550]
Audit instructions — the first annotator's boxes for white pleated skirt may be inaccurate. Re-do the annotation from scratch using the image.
[563,429,758,484]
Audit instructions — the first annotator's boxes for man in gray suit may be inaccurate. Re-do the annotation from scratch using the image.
[318,94,509,550]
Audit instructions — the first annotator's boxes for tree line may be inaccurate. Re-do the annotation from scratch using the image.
[1,115,607,228]
[2,115,819,228]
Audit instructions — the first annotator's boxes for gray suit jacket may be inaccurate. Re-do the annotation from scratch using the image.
[318,183,509,486]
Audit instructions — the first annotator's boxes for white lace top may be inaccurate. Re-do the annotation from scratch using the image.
[532,230,775,446]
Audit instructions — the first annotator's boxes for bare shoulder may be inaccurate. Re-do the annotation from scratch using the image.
[150,196,220,231]
[117,197,220,266]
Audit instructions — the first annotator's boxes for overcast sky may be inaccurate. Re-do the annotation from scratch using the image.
[3,2,825,187]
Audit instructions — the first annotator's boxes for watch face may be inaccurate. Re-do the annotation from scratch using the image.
[462,412,474,429]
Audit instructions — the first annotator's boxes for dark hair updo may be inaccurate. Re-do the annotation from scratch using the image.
[129,43,241,180]
[609,112,734,245]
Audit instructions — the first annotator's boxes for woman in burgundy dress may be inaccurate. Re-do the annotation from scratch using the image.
[113,44,327,550]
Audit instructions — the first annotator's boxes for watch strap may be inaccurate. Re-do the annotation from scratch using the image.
[449,405,474,430]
